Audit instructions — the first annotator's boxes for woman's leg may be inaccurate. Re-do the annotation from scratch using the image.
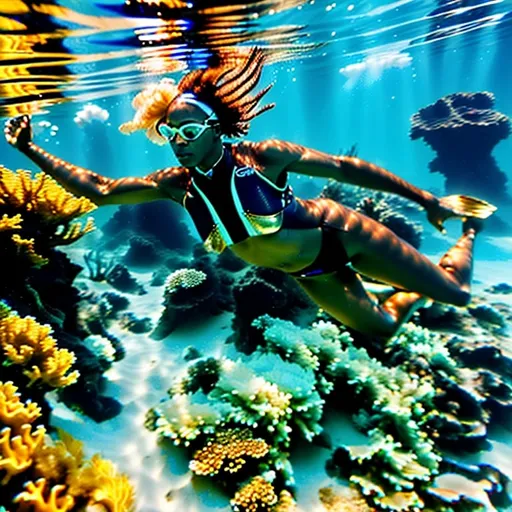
[294,268,426,337]
[343,215,476,306]
[291,207,479,338]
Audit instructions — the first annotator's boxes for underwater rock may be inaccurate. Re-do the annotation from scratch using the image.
[123,235,163,268]
[485,282,512,295]
[150,266,170,286]
[152,243,237,339]
[118,312,153,334]
[229,267,317,354]
[468,303,507,329]
[182,346,202,362]
[216,248,249,272]
[410,91,511,204]
[151,268,221,339]
[60,385,122,422]
[105,263,147,295]
[101,200,196,252]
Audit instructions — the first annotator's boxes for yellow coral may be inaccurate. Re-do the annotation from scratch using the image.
[0,423,46,484]
[13,477,75,512]
[0,312,79,388]
[68,454,136,512]
[0,166,96,246]
[0,213,22,231]
[11,233,49,267]
[0,381,42,431]
[273,490,297,512]
[190,428,269,476]
[319,487,373,512]
[0,166,96,220]
[230,476,278,512]
[32,428,84,484]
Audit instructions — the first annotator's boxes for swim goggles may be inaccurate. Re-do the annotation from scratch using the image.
[157,113,218,142]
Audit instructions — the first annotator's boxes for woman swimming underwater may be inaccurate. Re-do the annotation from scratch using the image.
[4,48,496,339]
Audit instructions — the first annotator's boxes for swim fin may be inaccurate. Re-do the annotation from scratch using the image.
[440,194,497,219]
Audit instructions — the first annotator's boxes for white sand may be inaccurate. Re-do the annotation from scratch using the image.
[47,250,512,512]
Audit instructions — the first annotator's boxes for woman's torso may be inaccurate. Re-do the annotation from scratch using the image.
[163,143,350,272]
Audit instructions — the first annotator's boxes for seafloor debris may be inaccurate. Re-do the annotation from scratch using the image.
[410,91,511,204]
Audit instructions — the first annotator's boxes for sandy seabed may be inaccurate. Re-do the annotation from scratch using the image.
[47,248,512,512]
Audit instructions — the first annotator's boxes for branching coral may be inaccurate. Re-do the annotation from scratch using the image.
[0,166,96,258]
[0,213,22,231]
[0,311,79,388]
[13,478,75,511]
[0,381,135,511]
[0,381,42,431]
[0,424,46,484]
[148,312,511,511]
[67,454,136,512]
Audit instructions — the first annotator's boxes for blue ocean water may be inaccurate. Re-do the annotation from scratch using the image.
[1,1,512,511]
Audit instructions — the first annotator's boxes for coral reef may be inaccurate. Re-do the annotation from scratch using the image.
[0,167,124,423]
[0,382,135,511]
[0,309,79,389]
[319,182,423,249]
[123,236,164,268]
[84,251,147,296]
[151,244,236,339]
[147,309,512,511]
[410,91,511,204]
[229,267,318,354]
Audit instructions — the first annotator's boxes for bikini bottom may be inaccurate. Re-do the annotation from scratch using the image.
[287,223,351,279]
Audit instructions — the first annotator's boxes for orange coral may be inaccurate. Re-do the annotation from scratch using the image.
[319,487,374,512]
[274,490,297,512]
[0,381,42,431]
[190,428,269,477]
[0,424,46,484]
[230,476,278,512]
[13,477,75,512]
[0,312,79,388]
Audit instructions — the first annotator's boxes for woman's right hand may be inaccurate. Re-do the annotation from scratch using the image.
[4,115,33,150]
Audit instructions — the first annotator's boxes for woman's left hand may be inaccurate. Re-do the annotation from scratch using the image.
[425,196,463,234]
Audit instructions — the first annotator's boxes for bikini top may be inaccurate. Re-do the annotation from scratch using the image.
[182,144,296,253]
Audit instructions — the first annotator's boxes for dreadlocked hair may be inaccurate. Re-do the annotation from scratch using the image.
[119,48,274,144]
[177,47,275,138]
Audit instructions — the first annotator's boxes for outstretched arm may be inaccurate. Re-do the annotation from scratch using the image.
[242,139,436,208]
[4,115,188,206]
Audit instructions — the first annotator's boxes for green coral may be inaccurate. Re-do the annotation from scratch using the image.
[147,314,509,511]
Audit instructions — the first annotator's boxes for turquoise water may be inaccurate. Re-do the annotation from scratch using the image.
[1,1,512,511]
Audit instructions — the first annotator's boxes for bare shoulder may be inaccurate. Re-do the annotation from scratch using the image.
[147,166,191,203]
